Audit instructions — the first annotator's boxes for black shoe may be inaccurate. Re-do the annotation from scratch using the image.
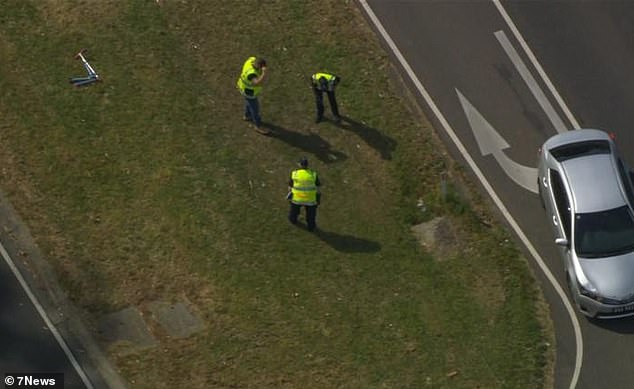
[334,116,342,124]
[315,116,322,124]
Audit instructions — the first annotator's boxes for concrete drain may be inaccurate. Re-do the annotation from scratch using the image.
[147,301,204,339]
[97,306,157,355]
[98,299,204,354]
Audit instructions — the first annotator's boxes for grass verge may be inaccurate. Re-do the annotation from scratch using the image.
[0,1,553,388]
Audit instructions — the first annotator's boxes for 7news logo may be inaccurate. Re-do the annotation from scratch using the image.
[4,374,63,388]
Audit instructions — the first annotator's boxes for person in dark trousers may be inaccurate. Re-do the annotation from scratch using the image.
[288,157,321,231]
[311,72,341,124]
[236,56,269,135]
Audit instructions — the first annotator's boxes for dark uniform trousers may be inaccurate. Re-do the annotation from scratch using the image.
[289,203,318,231]
[313,87,340,121]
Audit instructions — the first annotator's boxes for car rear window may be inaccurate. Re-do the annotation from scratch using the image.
[550,140,610,162]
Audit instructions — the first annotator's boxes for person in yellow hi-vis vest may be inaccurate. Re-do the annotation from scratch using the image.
[311,72,341,124]
[236,56,269,135]
[287,157,321,232]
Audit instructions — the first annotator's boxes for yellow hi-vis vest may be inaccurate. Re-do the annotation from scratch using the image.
[237,57,262,98]
[291,169,318,205]
[312,72,337,91]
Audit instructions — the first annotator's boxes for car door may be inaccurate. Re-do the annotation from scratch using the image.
[547,168,577,285]
[547,168,572,243]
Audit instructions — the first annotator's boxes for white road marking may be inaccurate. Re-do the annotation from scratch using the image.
[493,4,583,388]
[456,89,538,193]
[0,241,94,389]
[495,30,568,134]
[357,1,583,389]
[492,0,581,130]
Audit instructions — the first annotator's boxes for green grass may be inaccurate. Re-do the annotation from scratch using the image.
[0,1,552,388]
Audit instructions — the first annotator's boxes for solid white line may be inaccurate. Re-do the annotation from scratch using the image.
[493,3,583,387]
[492,0,580,130]
[495,30,567,134]
[0,241,94,389]
[357,2,582,389]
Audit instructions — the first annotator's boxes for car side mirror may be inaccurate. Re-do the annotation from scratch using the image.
[555,238,569,247]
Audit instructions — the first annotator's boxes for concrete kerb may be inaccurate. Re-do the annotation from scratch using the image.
[0,190,127,389]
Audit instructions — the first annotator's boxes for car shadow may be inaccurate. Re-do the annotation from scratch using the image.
[314,228,381,253]
[587,314,634,333]
[262,121,347,164]
[334,115,397,160]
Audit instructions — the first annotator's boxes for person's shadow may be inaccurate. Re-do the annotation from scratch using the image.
[262,121,347,164]
[314,228,381,253]
[335,115,397,160]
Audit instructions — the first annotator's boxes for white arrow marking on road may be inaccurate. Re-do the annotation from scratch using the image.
[456,89,538,193]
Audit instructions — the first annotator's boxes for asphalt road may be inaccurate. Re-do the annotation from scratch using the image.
[0,191,121,389]
[362,1,634,389]
[0,247,86,388]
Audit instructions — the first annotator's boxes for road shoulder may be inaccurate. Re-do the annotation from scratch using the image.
[0,190,127,389]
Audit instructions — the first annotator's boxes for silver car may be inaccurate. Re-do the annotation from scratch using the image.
[538,129,634,318]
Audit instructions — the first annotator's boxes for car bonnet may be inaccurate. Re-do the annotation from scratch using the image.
[579,251,634,301]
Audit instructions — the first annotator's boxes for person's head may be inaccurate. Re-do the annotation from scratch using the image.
[255,58,267,69]
[319,77,328,90]
[299,157,309,168]
[319,75,340,91]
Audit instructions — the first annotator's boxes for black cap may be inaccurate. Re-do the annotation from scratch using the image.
[255,58,267,68]
[299,157,309,168]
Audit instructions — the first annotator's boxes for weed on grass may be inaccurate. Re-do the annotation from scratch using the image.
[0,1,552,388]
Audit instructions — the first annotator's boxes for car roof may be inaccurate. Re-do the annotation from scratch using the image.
[562,154,627,213]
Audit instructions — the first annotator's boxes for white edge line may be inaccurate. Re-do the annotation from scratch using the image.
[357,1,583,389]
[493,3,583,387]
[491,0,583,389]
[492,0,580,130]
[0,241,95,389]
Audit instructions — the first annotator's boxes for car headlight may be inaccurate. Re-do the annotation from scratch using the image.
[578,281,598,300]
[578,281,623,304]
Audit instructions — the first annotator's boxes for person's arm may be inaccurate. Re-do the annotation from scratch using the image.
[287,176,294,201]
[251,66,267,85]
[315,174,321,205]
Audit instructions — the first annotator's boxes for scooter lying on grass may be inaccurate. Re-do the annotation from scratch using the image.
[69,49,101,87]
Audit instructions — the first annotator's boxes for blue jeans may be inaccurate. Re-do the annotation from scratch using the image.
[244,97,261,127]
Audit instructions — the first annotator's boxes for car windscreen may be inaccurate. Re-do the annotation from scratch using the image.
[575,205,634,258]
